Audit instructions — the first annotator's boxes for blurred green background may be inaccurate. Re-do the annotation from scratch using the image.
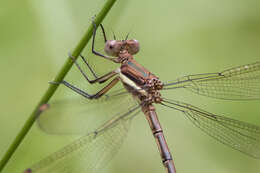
[1,0,260,172]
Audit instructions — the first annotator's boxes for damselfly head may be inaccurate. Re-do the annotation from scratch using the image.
[104,39,139,57]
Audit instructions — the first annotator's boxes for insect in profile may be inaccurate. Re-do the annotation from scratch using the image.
[24,22,260,173]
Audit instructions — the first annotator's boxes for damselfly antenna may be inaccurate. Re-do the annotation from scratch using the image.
[112,31,117,40]
[125,32,130,40]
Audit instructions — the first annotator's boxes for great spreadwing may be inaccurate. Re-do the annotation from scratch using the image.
[24,22,260,173]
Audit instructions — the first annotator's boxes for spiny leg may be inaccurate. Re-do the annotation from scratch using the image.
[91,21,115,61]
[100,23,107,42]
[50,77,119,100]
[79,54,98,79]
[69,53,117,84]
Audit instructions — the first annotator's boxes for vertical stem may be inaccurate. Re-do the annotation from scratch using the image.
[0,0,117,171]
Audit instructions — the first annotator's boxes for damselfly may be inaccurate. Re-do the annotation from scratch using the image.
[24,22,260,173]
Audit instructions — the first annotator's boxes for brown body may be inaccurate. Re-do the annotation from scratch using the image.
[115,50,176,173]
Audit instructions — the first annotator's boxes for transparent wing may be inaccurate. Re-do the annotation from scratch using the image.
[163,62,260,100]
[24,104,141,173]
[161,98,260,158]
[37,89,135,135]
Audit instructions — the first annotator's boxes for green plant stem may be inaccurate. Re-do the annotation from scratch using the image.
[0,0,117,171]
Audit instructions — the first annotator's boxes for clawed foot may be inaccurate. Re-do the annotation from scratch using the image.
[68,52,76,61]
[91,15,97,26]
[49,81,63,85]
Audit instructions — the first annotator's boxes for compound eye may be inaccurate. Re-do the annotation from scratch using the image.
[127,39,140,55]
[104,40,121,56]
